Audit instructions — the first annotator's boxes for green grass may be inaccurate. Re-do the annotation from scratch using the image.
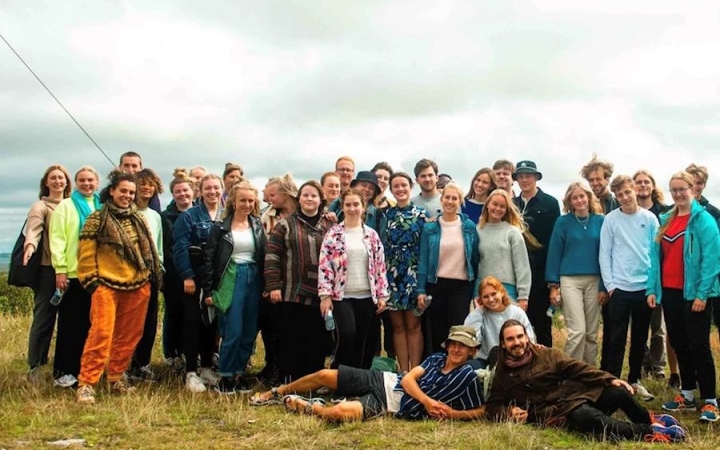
[1,277,719,448]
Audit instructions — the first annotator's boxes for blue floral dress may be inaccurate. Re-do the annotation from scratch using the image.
[384,203,428,311]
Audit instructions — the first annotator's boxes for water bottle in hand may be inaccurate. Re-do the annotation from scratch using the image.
[50,288,65,306]
[324,310,336,331]
[413,295,433,317]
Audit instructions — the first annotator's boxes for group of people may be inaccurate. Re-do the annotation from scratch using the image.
[19,151,720,443]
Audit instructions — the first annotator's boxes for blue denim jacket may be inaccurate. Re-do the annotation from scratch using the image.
[416,215,480,293]
[173,203,224,280]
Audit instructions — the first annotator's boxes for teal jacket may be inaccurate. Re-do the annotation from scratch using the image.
[646,200,720,303]
[417,216,480,293]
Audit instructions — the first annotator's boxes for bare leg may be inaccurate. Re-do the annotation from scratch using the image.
[255,369,339,402]
[389,311,409,373]
[404,311,423,369]
[286,396,364,422]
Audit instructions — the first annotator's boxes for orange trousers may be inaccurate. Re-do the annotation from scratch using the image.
[78,283,150,385]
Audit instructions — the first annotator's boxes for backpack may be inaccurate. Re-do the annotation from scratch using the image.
[8,220,43,288]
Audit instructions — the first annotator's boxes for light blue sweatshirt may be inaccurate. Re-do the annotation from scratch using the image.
[599,207,659,293]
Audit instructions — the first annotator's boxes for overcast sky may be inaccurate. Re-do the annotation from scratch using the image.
[1,1,719,252]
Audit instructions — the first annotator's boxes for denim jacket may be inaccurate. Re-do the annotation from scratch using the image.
[416,216,480,294]
[172,203,223,280]
[646,200,720,303]
[318,223,389,303]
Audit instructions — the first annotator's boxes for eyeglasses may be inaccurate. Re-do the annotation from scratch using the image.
[336,168,354,173]
[670,187,690,195]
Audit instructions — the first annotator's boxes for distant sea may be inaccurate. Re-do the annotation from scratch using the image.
[0,253,9,272]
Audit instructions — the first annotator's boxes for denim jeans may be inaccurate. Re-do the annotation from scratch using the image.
[217,262,261,376]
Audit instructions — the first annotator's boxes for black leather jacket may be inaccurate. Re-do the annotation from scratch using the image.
[201,215,266,294]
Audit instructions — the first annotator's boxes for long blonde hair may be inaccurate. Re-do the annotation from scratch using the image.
[479,189,525,230]
[223,181,261,219]
[562,182,602,215]
[655,171,694,242]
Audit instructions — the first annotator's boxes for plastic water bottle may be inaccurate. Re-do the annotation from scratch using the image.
[413,295,433,317]
[50,288,65,306]
[546,305,558,318]
[324,310,336,331]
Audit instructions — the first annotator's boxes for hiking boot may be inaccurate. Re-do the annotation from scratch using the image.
[110,378,137,395]
[699,404,719,423]
[54,374,78,388]
[646,424,686,443]
[199,367,220,386]
[76,385,96,405]
[185,372,207,393]
[632,382,655,401]
[662,395,697,412]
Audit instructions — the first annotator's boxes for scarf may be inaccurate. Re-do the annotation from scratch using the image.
[71,190,101,232]
[503,343,534,369]
[95,202,162,287]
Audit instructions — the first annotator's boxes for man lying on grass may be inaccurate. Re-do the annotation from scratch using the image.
[485,319,687,443]
[250,325,485,422]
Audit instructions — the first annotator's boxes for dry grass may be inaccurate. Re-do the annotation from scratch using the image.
[0,313,719,449]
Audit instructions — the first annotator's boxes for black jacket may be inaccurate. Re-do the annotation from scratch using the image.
[161,202,183,277]
[201,215,266,294]
[513,188,560,274]
[699,196,720,222]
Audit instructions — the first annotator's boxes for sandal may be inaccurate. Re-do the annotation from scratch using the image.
[250,387,281,406]
[282,395,326,414]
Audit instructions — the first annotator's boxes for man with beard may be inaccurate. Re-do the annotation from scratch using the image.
[485,320,686,443]
[580,154,618,214]
[411,159,442,219]
[633,170,675,387]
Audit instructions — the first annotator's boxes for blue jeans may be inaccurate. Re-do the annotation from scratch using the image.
[218,262,261,377]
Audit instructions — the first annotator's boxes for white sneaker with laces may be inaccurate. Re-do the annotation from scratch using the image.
[185,372,207,393]
[633,382,655,401]
[54,374,78,388]
[199,367,220,386]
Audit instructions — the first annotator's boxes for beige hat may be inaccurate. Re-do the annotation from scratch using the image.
[442,325,481,348]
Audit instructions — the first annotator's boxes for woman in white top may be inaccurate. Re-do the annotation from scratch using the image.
[476,189,532,310]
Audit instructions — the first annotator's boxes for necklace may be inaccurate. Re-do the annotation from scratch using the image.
[575,214,590,230]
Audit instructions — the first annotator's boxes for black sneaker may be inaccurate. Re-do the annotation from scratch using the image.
[234,378,253,395]
[213,377,236,395]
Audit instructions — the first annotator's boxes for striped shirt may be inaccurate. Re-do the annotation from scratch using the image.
[395,353,483,419]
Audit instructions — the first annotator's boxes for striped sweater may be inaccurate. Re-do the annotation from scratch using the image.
[264,213,333,306]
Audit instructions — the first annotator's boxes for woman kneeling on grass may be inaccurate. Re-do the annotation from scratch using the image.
[75,172,163,404]
[249,325,485,422]
[464,276,535,369]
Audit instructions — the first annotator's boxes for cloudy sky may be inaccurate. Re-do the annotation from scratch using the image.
[1,1,719,252]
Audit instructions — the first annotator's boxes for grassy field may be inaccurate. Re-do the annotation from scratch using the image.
[1,277,719,449]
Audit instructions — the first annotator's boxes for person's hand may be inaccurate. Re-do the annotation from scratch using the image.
[183,278,196,295]
[55,273,68,291]
[423,398,445,418]
[417,294,427,310]
[431,402,453,420]
[597,292,609,306]
[324,212,338,223]
[23,245,35,266]
[517,299,528,311]
[204,296,213,305]
[608,289,615,298]
[473,297,484,310]
[692,298,706,312]
[320,297,333,317]
[269,290,282,303]
[509,406,528,423]
[376,298,387,314]
[611,378,633,394]
[549,286,560,306]
[646,294,656,309]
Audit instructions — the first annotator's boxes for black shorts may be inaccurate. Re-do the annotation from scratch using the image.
[337,365,388,420]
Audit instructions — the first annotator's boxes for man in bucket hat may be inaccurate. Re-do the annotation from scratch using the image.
[250,325,485,422]
[511,160,560,347]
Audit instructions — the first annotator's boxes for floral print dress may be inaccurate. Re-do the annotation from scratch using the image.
[384,203,427,311]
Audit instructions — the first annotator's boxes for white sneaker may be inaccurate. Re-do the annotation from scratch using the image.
[185,372,207,393]
[199,367,220,386]
[54,374,78,388]
[633,382,655,401]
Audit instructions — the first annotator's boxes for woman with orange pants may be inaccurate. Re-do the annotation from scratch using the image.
[75,172,163,404]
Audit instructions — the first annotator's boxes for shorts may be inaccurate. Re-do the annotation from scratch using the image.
[337,365,388,420]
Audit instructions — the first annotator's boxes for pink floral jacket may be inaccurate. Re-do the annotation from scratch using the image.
[318,223,389,303]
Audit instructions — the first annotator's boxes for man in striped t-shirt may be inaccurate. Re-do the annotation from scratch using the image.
[249,326,485,421]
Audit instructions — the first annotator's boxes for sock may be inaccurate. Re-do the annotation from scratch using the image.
[680,390,694,402]
[705,398,718,407]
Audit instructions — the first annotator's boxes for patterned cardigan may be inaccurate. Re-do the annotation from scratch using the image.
[318,223,389,304]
